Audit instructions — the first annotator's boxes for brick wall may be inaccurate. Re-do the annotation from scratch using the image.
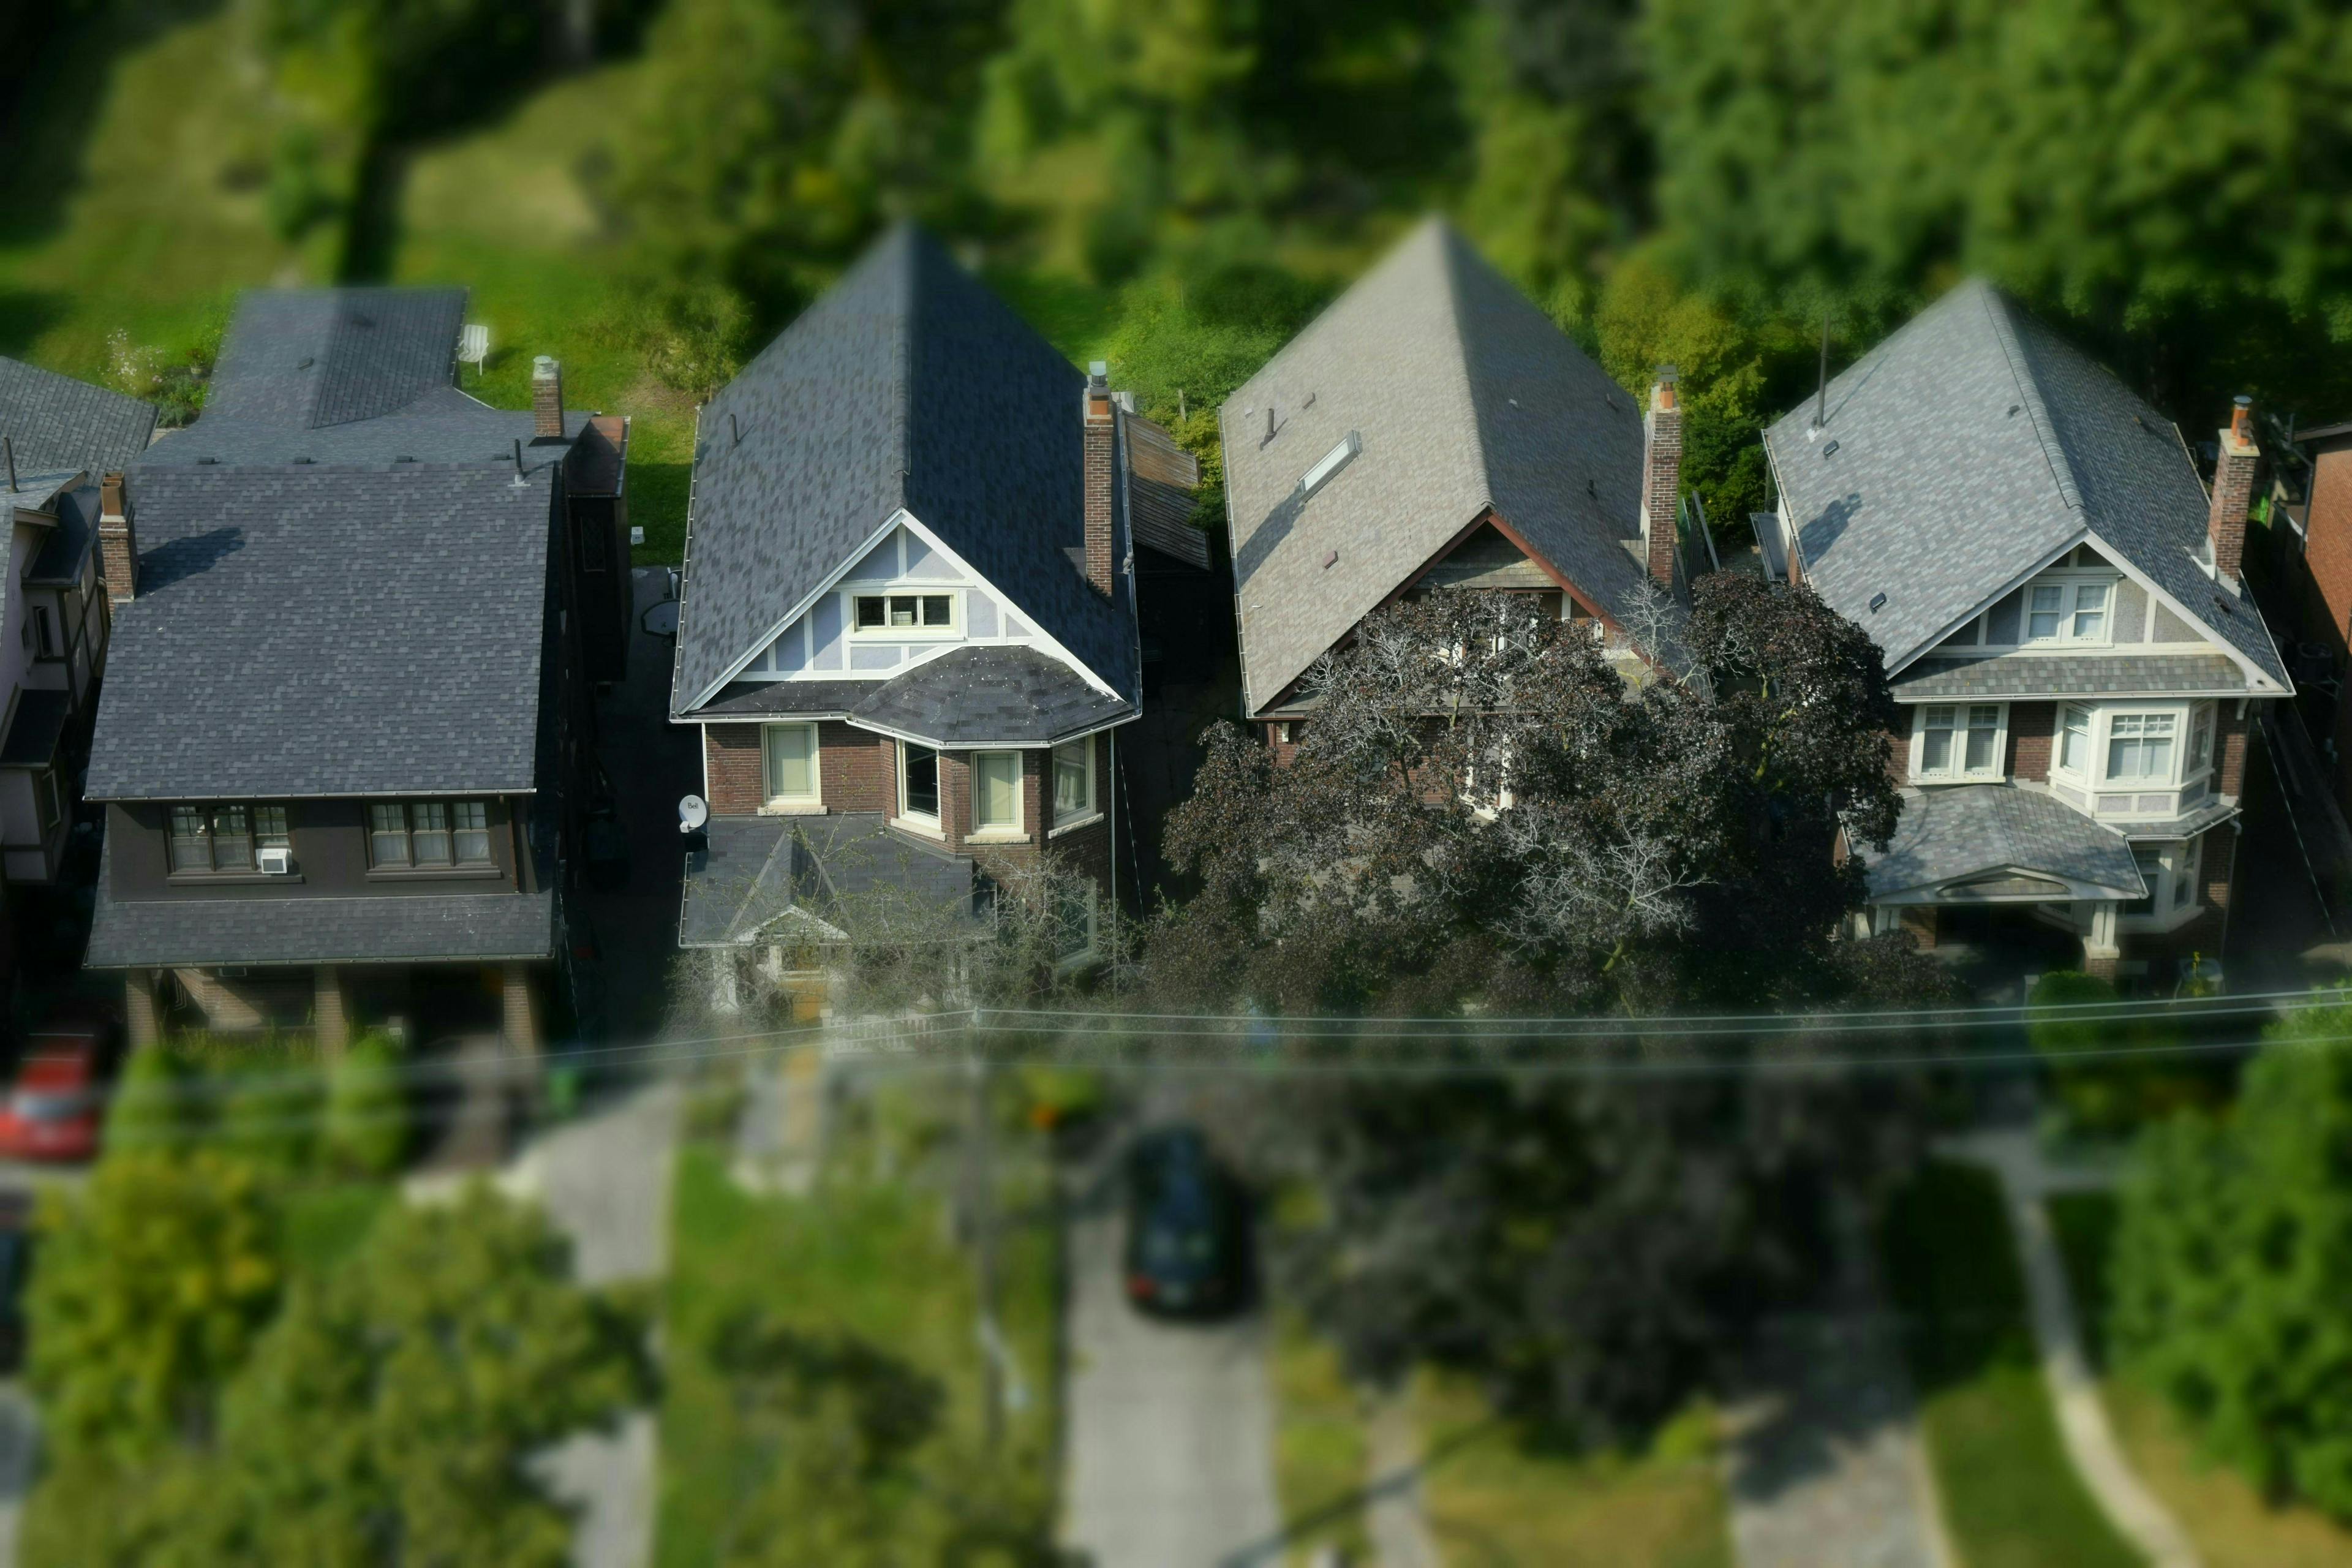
[2216,704,2250,797]
[704,725,765,815]
[2007,703,2054,781]
[2302,442,2352,660]
[1883,724,1909,788]
[706,721,895,815]
[2209,427,2258,579]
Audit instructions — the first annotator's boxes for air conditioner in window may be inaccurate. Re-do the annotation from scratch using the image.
[257,847,293,875]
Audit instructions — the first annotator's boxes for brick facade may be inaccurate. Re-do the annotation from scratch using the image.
[2301,440,2352,660]
[1640,379,1683,588]
[2007,702,2054,781]
[1084,374,1116,597]
[2207,400,2258,580]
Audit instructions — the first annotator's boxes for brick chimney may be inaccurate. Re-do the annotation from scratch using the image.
[2208,393,2257,582]
[532,355,565,439]
[1082,360,1115,597]
[97,471,137,604]
[1640,366,1683,589]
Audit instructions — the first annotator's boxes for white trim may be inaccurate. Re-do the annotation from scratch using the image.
[969,749,1025,839]
[1908,701,2008,783]
[688,512,902,706]
[1049,736,1096,829]
[894,740,943,834]
[846,587,962,640]
[758,722,823,813]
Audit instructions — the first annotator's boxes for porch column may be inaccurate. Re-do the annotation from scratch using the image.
[314,965,350,1058]
[2082,900,2120,982]
[124,968,160,1049]
[500,963,541,1054]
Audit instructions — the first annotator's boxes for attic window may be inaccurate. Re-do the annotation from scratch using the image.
[1299,430,1361,494]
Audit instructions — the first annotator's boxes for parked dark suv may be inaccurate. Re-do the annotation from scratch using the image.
[1122,1126,1248,1317]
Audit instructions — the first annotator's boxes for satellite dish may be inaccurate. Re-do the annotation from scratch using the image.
[678,795,709,833]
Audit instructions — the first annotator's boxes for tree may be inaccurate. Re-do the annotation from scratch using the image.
[1152,576,1904,1014]
[26,1153,283,1461]
[2110,1004,2352,1517]
[2026,970,2217,1139]
[322,1032,410,1177]
[157,1186,652,1566]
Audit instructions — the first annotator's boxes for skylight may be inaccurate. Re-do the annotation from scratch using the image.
[1299,430,1361,494]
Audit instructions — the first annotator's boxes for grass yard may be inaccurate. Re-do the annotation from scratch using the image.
[1879,1162,2141,1568]
[654,1128,1058,1567]
[2047,1189,2352,1568]
[0,3,339,381]
[1265,1317,1730,1567]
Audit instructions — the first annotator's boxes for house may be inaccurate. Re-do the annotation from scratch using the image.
[2253,414,2352,803]
[81,287,628,1050]
[1223,219,1689,755]
[671,223,1197,979]
[1760,280,2291,980]
[0,358,156,885]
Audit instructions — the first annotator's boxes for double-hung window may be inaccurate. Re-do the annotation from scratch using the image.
[369,801,493,869]
[761,723,820,809]
[972,752,1022,835]
[2058,706,2092,775]
[1915,704,2003,780]
[1052,739,1095,823]
[899,744,940,824]
[2022,578,2114,645]
[2105,713,2177,783]
[168,803,292,873]
[2189,706,2214,777]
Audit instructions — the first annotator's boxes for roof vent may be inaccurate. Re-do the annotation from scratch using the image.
[1322,549,1339,570]
[296,357,315,371]
[196,456,218,465]
[1822,440,1839,458]
[293,456,315,464]
[2008,404,2020,417]
[1869,592,1887,613]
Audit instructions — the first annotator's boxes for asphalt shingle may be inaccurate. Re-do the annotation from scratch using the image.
[87,864,554,968]
[1891,652,2250,700]
[1867,784,2145,899]
[1224,219,1659,717]
[674,223,1137,717]
[1766,280,2289,690]
[679,813,975,946]
[0,357,156,475]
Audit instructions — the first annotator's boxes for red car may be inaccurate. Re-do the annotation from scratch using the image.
[0,1011,113,1163]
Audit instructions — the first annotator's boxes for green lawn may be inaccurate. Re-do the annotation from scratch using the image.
[1265,1320,1729,1568]
[1879,1163,2142,1568]
[2047,1190,2352,1568]
[654,1129,1058,1566]
[0,4,339,380]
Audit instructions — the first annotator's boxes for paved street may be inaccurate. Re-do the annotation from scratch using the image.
[1061,1148,1284,1568]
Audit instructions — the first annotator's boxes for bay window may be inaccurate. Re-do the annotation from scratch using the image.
[2105,713,2176,782]
[1914,703,2005,781]
[2119,837,2204,927]
[973,751,1022,834]
[2057,706,2091,775]
[761,723,820,809]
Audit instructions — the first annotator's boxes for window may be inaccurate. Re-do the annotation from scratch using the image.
[169,802,288,873]
[899,744,940,822]
[1055,884,1098,962]
[2059,706,2092,775]
[2105,713,2177,782]
[2124,845,2164,917]
[762,723,820,807]
[35,771,59,835]
[853,594,956,633]
[31,606,54,658]
[1915,704,2003,780]
[2190,706,2214,775]
[2019,576,2117,645]
[1053,739,1095,820]
[1299,429,1362,494]
[2175,836,2201,909]
[369,801,494,868]
[973,752,1022,833]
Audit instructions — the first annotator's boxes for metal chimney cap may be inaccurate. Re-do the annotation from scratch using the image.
[1087,360,1109,386]
[533,355,559,377]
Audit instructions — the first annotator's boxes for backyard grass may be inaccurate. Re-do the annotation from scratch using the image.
[654,1125,1058,1567]
[1266,1317,1730,1567]
[2047,1189,2352,1568]
[1879,1161,2142,1568]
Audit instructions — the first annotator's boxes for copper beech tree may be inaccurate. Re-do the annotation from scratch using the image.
[1150,575,1946,1439]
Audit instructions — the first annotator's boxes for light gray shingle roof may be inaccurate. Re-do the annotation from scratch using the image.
[85,461,556,800]
[1225,218,1657,717]
[673,224,1137,716]
[1866,785,2144,899]
[1767,279,2288,690]
[0,357,156,475]
[1891,652,2251,701]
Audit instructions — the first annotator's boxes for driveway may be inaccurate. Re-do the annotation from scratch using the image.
[1061,1136,1283,1568]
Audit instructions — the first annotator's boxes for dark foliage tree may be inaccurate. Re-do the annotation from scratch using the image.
[1152,578,1943,1438]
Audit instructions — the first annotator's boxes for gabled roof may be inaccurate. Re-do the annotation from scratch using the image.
[679,814,976,948]
[86,461,557,801]
[1867,784,2144,902]
[142,287,577,467]
[1766,279,2289,688]
[673,223,1137,715]
[0,357,155,475]
[1224,218,1656,717]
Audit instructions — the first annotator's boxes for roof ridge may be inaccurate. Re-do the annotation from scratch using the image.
[1432,224,1501,514]
[1975,283,2086,516]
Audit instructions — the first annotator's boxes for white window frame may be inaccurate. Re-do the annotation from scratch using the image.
[969,750,1026,842]
[2118,836,2206,931]
[2054,704,2094,780]
[2188,702,2215,780]
[1910,702,2008,782]
[2103,709,2184,786]
[895,742,943,837]
[1049,738,1101,835]
[2003,570,2120,649]
[760,722,822,812]
[848,589,960,640]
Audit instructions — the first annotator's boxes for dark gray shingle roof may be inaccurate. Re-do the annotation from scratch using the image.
[1766,279,2288,690]
[846,647,1129,746]
[85,462,555,800]
[1891,652,2251,701]
[0,357,156,475]
[1224,218,1657,716]
[1867,785,2144,899]
[674,224,1137,714]
[87,866,554,968]
[679,813,975,947]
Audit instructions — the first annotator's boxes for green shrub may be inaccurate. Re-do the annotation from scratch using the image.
[2026,970,2214,1138]
[103,1042,192,1157]
[322,1033,409,1177]
[214,1059,322,1174]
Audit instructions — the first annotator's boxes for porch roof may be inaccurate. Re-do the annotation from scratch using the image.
[1866,785,2144,903]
